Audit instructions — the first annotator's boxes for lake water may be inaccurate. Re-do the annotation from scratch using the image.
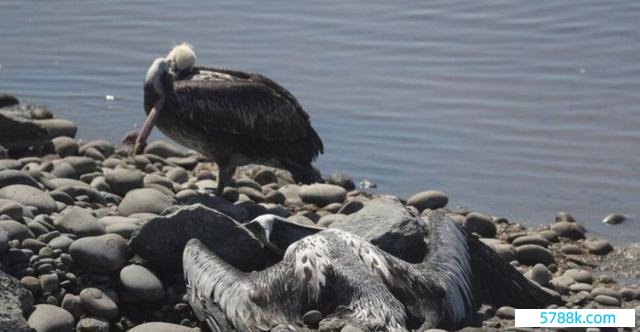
[1,1,639,242]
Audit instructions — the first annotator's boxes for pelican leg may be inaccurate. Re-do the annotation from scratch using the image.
[217,166,236,197]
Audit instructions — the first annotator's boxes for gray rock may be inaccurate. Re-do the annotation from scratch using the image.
[128,204,266,271]
[39,273,59,293]
[0,169,40,188]
[525,263,553,286]
[569,283,594,293]
[337,199,364,215]
[492,243,517,262]
[0,93,19,107]
[61,294,83,320]
[299,184,347,207]
[594,294,620,306]
[81,147,105,161]
[51,136,79,157]
[512,235,549,247]
[515,244,554,265]
[584,238,613,255]
[495,306,516,319]
[463,212,497,238]
[602,213,625,225]
[563,269,593,284]
[406,190,448,212]
[0,270,33,332]
[330,196,427,263]
[118,188,172,216]
[550,276,575,294]
[0,219,35,241]
[0,228,8,253]
[27,304,74,332]
[253,169,278,186]
[0,113,50,152]
[32,118,77,139]
[51,162,78,179]
[265,190,285,205]
[591,287,619,299]
[68,234,128,272]
[317,213,347,228]
[143,141,185,158]
[79,287,119,319]
[555,211,576,223]
[166,167,189,184]
[61,156,96,174]
[0,159,22,171]
[550,221,585,240]
[53,207,105,237]
[80,140,115,158]
[119,264,165,301]
[303,310,323,328]
[238,186,265,203]
[75,317,109,332]
[105,222,139,238]
[128,322,196,332]
[48,235,74,251]
[0,200,25,220]
[0,184,56,214]
[326,172,356,191]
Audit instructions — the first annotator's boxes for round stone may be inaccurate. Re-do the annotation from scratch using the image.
[21,276,41,294]
[525,264,553,286]
[594,294,620,306]
[53,207,105,237]
[325,172,356,191]
[166,167,189,184]
[51,162,78,179]
[119,264,165,301]
[0,200,24,220]
[563,269,593,284]
[495,306,515,319]
[27,304,75,332]
[39,273,59,293]
[550,222,585,240]
[584,238,613,255]
[406,190,448,212]
[48,235,74,251]
[118,188,172,216]
[61,294,83,320]
[104,169,144,196]
[512,235,549,248]
[602,213,625,225]
[0,184,57,214]
[0,219,35,241]
[51,136,79,157]
[143,141,185,158]
[303,310,323,328]
[75,317,109,332]
[463,212,497,238]
[555,211,576,223]
[128,322,196,332]
[253,169,278,186]
[299,184,347,207]
[68,234,128,272]
[0,169,40,188]
[265,190,285,205]
[515,244,554,265]
[79,287,119,319]
[569,283,594,293]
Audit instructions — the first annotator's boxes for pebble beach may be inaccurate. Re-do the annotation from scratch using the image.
[1,93,639,331]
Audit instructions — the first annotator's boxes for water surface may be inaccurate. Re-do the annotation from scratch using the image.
[1,0,639,241]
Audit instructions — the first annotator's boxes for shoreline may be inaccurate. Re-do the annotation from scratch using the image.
[1,94,639,331]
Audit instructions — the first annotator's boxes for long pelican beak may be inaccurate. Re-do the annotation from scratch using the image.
[133,98,163,155]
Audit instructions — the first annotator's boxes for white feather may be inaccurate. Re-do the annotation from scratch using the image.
[167,42,196,72]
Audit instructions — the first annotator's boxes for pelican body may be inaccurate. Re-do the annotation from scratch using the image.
[138,44,323,194]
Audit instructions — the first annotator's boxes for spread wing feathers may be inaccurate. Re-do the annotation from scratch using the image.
[172,69,323,163]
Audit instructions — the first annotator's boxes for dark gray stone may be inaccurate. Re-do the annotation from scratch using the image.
[550,221,585,240]
[119,264,165,301]
[406,190,448,212]
[0,269,33,332]
[143,141,185,158]
[53,207,105,237]
[0,219,35,241]
[61,294,83,320]
[0,228,8,253]
[525,263,553,286]
[330,196,427,263]
[303,310,323,328]
[463,212,497,238]
[512,235,549,248]
[0,184,57,214]
[128,322,196,332]
[51,162,78,179]
[79,287,119,319]
[0,93,19,108]
[602,213,625,225]
[584,238,613,255]
[326,172,356,191]
[75,317,109,332]
[128,204,266,271]
[27,304,74,332]
[61,156,96,174]
[68,234,128,272]
[0,169,40,188]
[337,199,364,215]
[0,113,50,152]
[515,244,554,265]
[51,136,79,157]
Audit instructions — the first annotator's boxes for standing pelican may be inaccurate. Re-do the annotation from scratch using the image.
[136,43,323,195]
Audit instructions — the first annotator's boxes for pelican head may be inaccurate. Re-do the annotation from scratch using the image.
[136,57,172,154]
[167,42,196,73]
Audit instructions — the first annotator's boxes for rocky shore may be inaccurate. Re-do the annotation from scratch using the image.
[1,93,639,332]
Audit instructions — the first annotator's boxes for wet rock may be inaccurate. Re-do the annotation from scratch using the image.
[463,212,496,238]
[550,221,585,240]
[79,287,119,319]
[330,196,427,263]
[591,287,619,299]
[33,118,77,138]
[0,93,19,107]
[53,207,105,237]
[406,190,448,212]
[0,270,33,332]
[0,219,35,241]
[119,264,165,301]
[602,213,625,225]
[0,169,40,188]
[515,244,554,265]
[299,184,347,207]
[144,140,185,158]
[27,304,74,332]
[584,238,613,255]
[75,317,109,332]
[51,136,79,157]
[326,172,356,191]
[128,322,197,332]
[128,204,266,271]
[0,184,57,214]
[68,234,128,272]
[118,188,172,216]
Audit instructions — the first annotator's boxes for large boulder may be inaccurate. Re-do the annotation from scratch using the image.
[128,204,267,271]
[0,270,33,332]
[330,195,428,263]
